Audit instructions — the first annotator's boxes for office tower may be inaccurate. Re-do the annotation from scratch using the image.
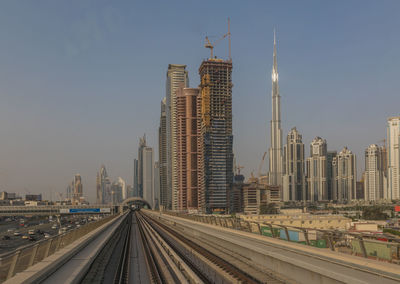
[143,146,154,208]
[166,65,189,210]
[154,161,160,210]
[159,98,168,209]
[199,57,233,214]
[326,151,337,200]
[268,32,283,188]
[364,144,386,201]
[73,174,83,204]
[133,159,138,197]
[282,127,305,201]
[306,137,327,201]
[137,135,147,198]
[97,165,111,204]
[388,117,400,200]
[175,87,202,211]
[332,147,357,201]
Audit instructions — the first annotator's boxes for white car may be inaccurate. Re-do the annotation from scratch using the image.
[44,233,50,239]
[28,230,35,235]
[51,225,57,229]
[13,231,21,236]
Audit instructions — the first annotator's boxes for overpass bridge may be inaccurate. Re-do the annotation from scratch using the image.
[2,209,400,284]
[0,197,152,216]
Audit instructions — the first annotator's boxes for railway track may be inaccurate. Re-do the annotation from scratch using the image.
[81,209,283,283]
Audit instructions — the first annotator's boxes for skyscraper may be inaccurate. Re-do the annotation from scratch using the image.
[332,147,356,201]
[97,165,111,204]
[166,65,189,210]
[387,117,400,200]
[158,98,168,209]
[154,161,160,210]
[268,31,283,188]
[364,144,386,201]
[133,159,138,197]
[143,146,154,208]
[199,57,233,214]
[137,135,147,198]
[175,87,202,211]
[326,151,337,200]
[72,174,83,204]
[282,127,305,201]
[306,137,327,201]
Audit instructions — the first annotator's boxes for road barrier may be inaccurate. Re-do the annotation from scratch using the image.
[0,214,117,283]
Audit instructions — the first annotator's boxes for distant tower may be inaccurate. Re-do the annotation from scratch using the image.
[387,117,400,200]
[306,137,327,201]
[326,151,337,200]
[364,144,386,201]
[73,174,83,204]
[142,146,154,208]
[158,98,168,208]
[97,165,111,204]
[137,135,147,198]
[282,127,305,201]
[175,87,202,211]
[166,65,189,210]
[332,147,356,201]
[268,30,283,188]
[199,57,233,214]
[153,161,160,210]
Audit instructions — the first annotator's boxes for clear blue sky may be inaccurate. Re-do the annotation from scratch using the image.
[1,1,399,202]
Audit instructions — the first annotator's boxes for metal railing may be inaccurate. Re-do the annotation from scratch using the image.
[163,211,400,264]
[0,214,117,283]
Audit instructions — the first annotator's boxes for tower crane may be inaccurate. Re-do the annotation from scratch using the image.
[204,18,231,60]
[258,152,267,178]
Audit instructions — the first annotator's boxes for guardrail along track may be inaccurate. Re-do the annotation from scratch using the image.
[139,211,271,284]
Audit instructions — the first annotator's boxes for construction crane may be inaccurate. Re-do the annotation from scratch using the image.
[236,164,244,175]
[204,18,231,60]
[258,152,267,178]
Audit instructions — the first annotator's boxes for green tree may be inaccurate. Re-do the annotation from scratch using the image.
[362,206,389,220]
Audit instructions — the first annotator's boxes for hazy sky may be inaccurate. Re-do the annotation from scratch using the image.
[1,1,400,202]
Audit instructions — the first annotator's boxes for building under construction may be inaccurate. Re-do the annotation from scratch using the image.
[199,58,233,214]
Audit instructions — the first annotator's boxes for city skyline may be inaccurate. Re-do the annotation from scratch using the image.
[1,1,400,202]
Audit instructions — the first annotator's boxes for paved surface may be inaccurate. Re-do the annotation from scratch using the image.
[129,213,151,284]
[152,212,400,284]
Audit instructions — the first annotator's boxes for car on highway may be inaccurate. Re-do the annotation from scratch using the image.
[51,225,57,229]
[13,231,21,236]
[28,229,35,235]
[7,228,15,233]
[28,236,36,241]
[22,235,29,239]
[44,233,51,239]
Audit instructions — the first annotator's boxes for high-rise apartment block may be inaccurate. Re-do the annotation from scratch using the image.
[364,144,386,201]
[326,151,337,200]
[282,127,305,201]
[175,87,202,211]
[387,117,400,200]
[199,58,233,214]
[332,147,356,201]
[306,137,327,201]
[158,98,168,209]
[268,32,283,188]
[153,161,160,210]
[166,65,189,210]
